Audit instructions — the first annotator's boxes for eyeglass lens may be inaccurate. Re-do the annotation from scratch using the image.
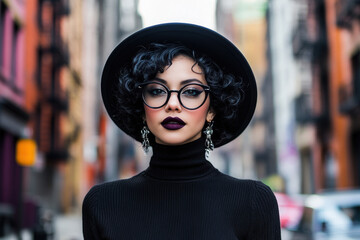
[142,83,208,109]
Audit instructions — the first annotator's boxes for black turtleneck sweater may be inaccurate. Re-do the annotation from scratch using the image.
[82,138,281,239]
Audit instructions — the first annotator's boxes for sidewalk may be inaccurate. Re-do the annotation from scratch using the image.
[54,213,83,240]
[0,213,83,240]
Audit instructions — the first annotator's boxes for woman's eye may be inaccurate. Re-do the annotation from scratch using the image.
[182,89,202,97]
[148,88,166,96]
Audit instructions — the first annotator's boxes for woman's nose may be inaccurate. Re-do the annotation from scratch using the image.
[165,92,182,112]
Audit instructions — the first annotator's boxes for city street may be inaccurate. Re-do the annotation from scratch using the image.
[1,0,360,238]
[54,214,83,240]
[1,214,83,240]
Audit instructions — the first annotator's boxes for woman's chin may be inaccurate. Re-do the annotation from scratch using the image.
[155,135,201,146]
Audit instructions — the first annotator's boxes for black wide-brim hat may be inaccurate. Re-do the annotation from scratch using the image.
[101,22,257,148]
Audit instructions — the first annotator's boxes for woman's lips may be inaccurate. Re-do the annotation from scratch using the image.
[161,117,185,130]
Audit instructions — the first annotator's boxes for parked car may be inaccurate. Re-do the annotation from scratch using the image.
[287,189,360,240]
[274,192,303,228]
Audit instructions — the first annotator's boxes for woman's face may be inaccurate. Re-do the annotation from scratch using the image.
[144,55,215,146]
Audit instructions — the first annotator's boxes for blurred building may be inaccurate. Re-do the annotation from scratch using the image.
[61,0,84,213]
[291,0,321,194]
[1,0,142,236]
[25,0,72,215]
[82,0,142,190]
[23,0,83,217]
[0,0,31,235]
[101,0,143,182]
[216,0,277,180]
[268,0,304,194]
[292,0,360,191]
[267,0,360,194]
[326,0,360,188]
[291,0,335,193]
[216,0,360,195]
[0,0,72,234]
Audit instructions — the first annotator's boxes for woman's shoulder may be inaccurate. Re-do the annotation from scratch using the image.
[83,172,146,201]
[217,174,279,216]
[216,172,260,186]
[215,172,276,198]
[246,180,278,212]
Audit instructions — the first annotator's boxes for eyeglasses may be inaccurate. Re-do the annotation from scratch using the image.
[138,81,210,110]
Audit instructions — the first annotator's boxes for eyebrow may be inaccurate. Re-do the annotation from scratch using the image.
[153,77,204,85]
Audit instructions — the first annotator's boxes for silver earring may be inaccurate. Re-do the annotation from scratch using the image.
[141,125,150,153]
[204,121,214,160]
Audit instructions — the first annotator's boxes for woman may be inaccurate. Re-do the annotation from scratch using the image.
[83,23,281,239]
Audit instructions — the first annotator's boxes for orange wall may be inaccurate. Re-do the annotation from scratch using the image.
[325,0,353,189]
[24,0,39,139]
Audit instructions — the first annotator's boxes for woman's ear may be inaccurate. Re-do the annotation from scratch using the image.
[206,108,216,122]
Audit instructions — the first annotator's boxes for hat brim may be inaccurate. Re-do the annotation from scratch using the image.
[101,22,257,148]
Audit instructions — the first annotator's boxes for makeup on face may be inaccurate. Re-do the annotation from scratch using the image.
[161,116,185,130]
[144,55,212,146]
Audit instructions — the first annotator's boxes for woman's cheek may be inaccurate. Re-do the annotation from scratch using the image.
[191,107,209,122]
[144,107,161,131]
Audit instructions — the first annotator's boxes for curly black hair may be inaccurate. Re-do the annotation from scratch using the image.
[114,42,245,145]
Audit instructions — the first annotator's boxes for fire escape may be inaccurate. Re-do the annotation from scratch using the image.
[336,0,360,185]
[36,0,70,162]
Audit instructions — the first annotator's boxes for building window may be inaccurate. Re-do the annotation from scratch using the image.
[11,23,20,86]
[0,3,22,90]
[0,2,6,76]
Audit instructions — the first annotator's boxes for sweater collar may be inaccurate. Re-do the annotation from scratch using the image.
[145,137,215,181]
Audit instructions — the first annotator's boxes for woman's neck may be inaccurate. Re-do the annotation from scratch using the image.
[145,137,215,181]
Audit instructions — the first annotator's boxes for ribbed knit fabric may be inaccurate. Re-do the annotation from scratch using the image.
[82,137,281,239]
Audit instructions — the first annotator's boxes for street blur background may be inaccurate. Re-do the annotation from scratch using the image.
[0,0,360,239]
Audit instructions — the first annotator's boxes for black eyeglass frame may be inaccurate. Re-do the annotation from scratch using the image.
[138,81,211,110]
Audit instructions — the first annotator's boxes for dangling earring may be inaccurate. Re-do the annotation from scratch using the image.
[204,121,214,160]
[141,124,150,153]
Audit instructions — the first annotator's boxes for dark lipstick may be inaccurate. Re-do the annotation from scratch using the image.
[161,117,185,130]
